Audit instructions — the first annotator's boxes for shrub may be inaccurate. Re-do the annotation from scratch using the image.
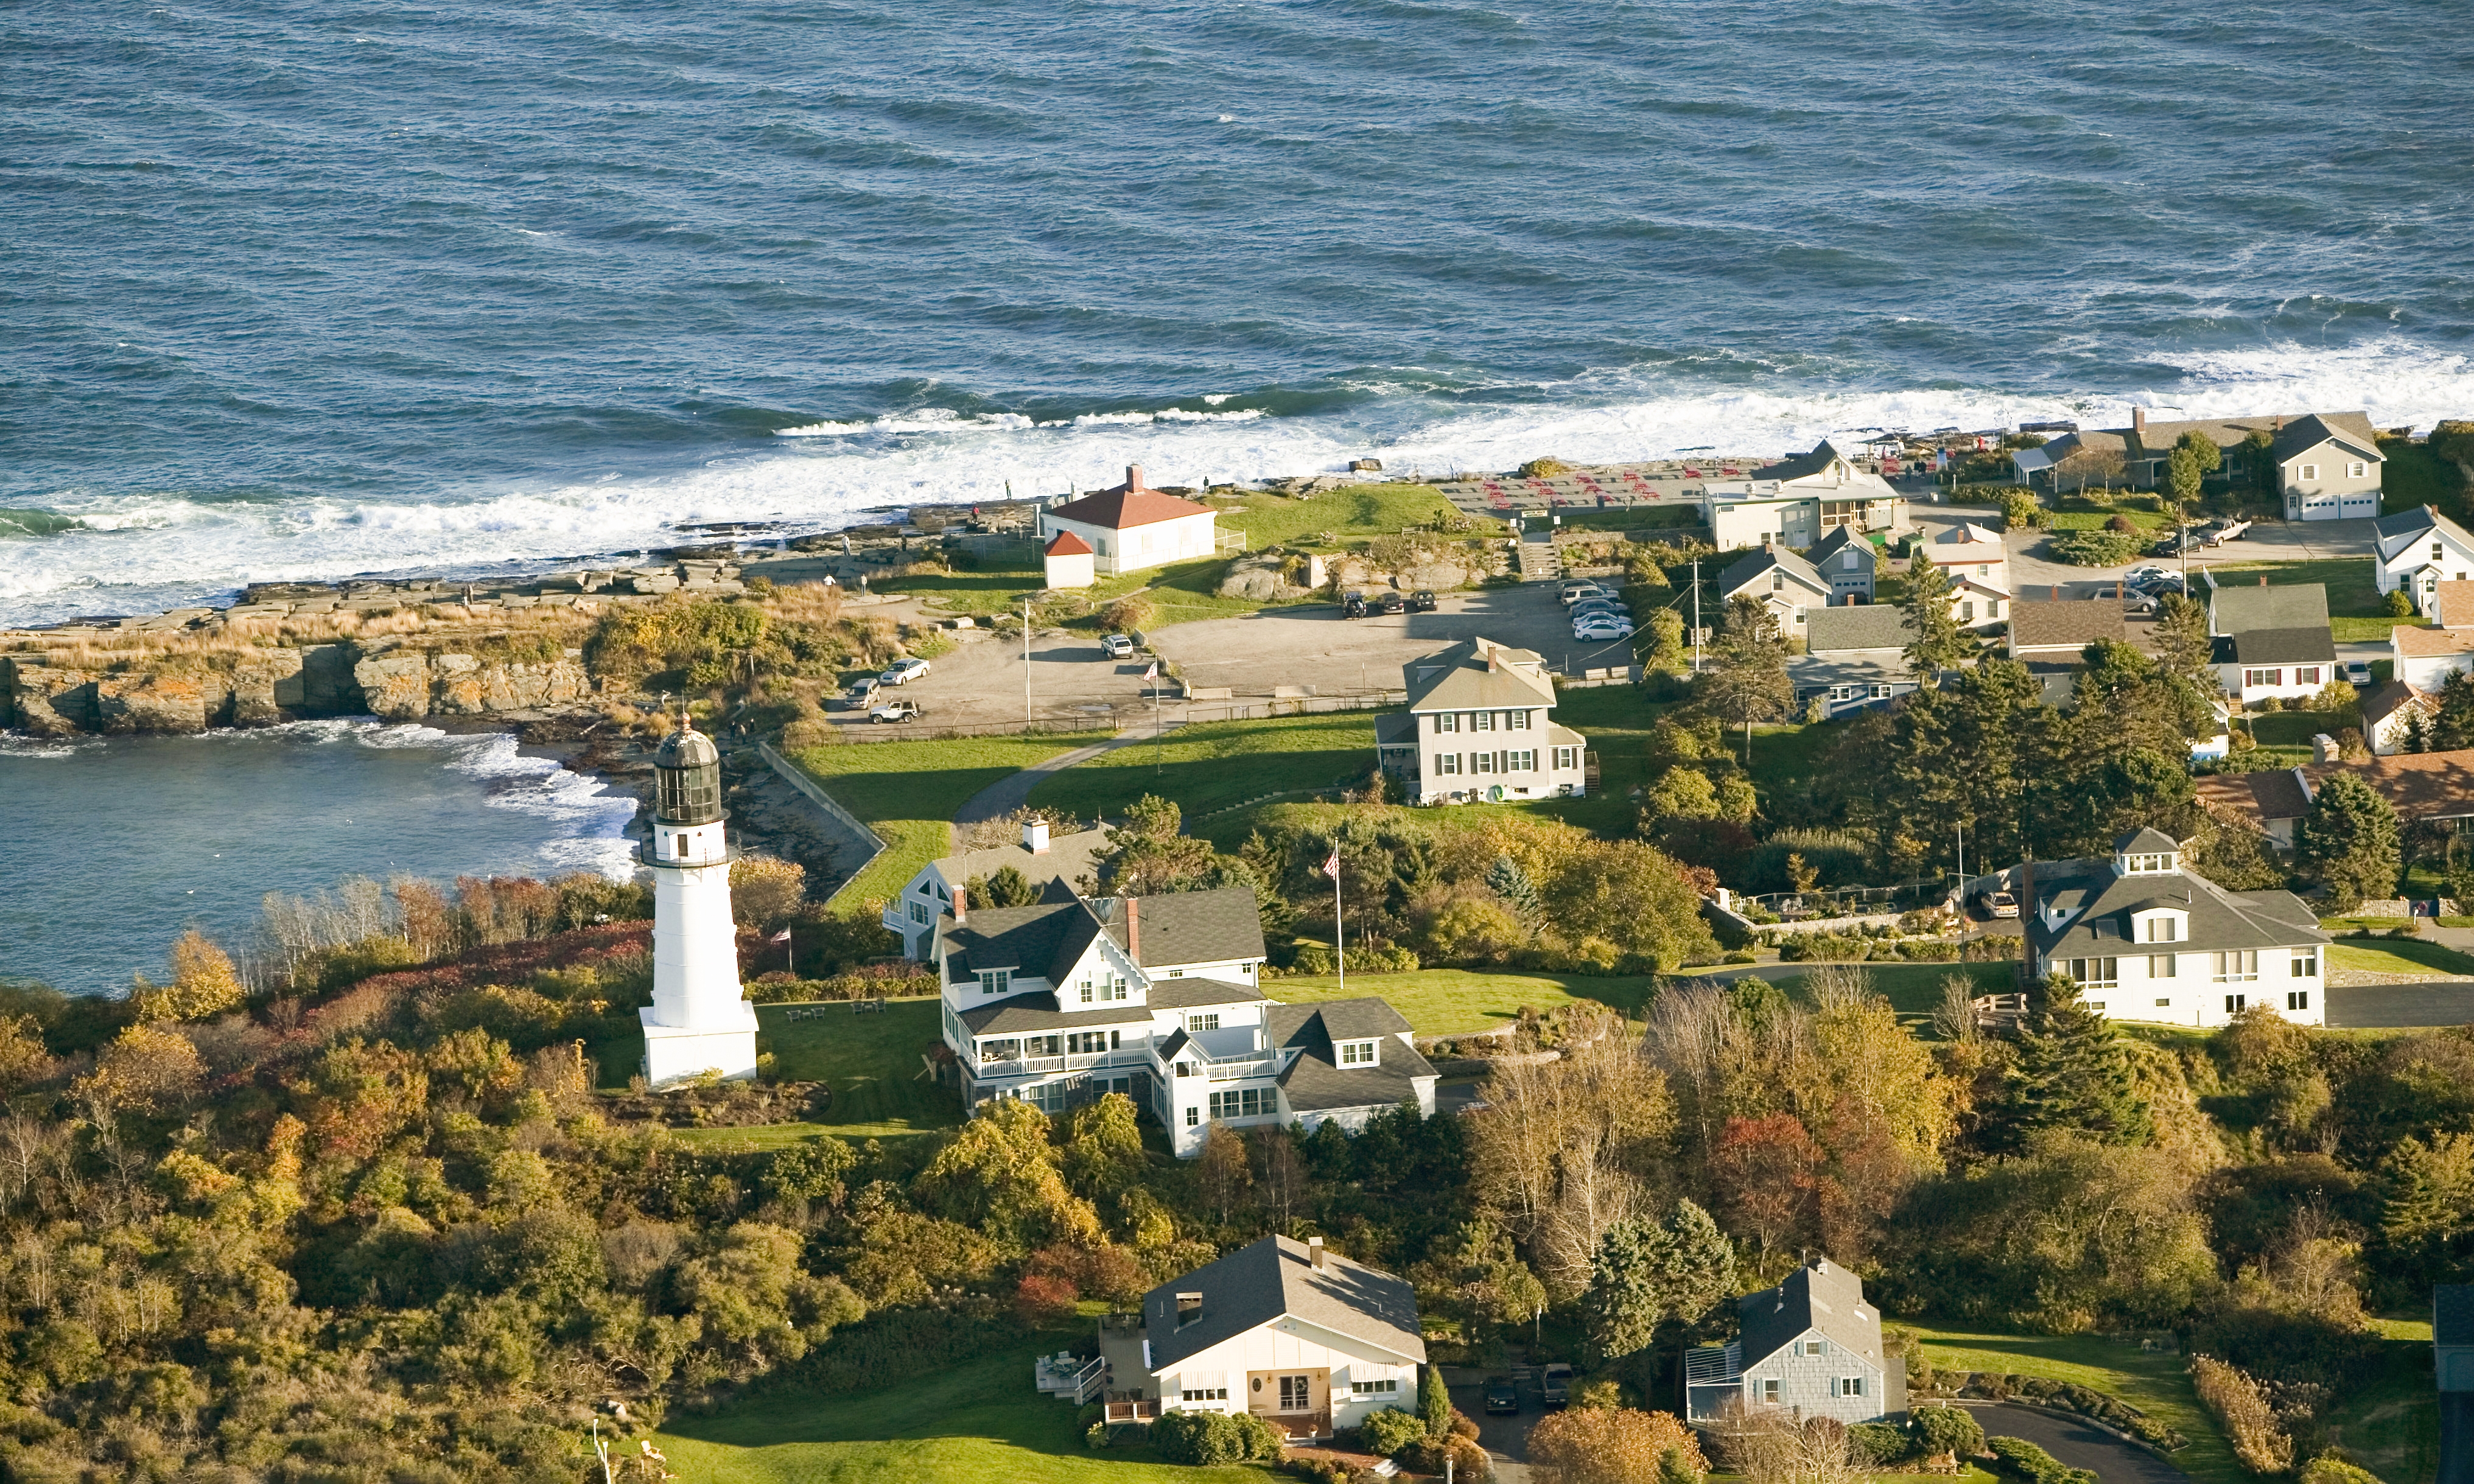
[1357,1406,1429,1457]
[2001,491,2045,530]
[1849,1421,1910,1467]
[1011,1272,1077,1326]
[2388,589,2416,618]
[2300,1457,2384,1484]
[1910,1405,1985,1462]
[1100,594,1156,633]
[2108,513,2139,534]
[2192,1355,2294,1474]
[2049,530,2144,566]
[1399,1433,1492,1482]
[1526,1408,1706,1484]
[1151,1409,1284,1465]
[1519,457,1574,479]
[1988,1435,2096,1484]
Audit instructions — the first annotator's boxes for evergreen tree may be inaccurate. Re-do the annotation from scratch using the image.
[2150,593,2218,691]
[2295,772,2402,914]
[1988,976,2153,1150]
[1420,1359,1452,1438]
[2409,706,2432,754]
[1899,550,1971,677]
[1486,853,1543,937]
[1583,1199,1737,1367]
[2437,673,2474,752]
[1701,596,1795,763]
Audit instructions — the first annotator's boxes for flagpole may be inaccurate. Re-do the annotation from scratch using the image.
[1334,860,1345,993]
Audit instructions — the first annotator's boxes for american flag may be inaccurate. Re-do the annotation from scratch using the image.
[770,927,792,944]
[1322,849,1341,881]
[1143,661,1159,681]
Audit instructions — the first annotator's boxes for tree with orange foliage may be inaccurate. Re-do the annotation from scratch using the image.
[1529,1407,1708,1484]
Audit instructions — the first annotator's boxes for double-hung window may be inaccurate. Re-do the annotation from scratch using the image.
[2148,954,2176,978]
[978,968,1012,996]
[1554,746,1578,769]
[1509,710,1530,731]
[2349,461,2369,478]
[2244,668,2280,689]
[1507,749,1536,771]
[1833,1377,1866,1398]
[2066,957,2118,988]
[2287,990,2311,1011]
[1435,712,1459,733]
[1339,1040,1378,1066]
[2301,463,2320,481]
[1188,1013,1220,1032]
[1475,711,1495,732]
[2143,916,2178,943]
[1436,752,1461,775]
[2295,665,2323,686]
[908,900,929,925]
[2291,948,2318,978]
[2212,951,2260,982]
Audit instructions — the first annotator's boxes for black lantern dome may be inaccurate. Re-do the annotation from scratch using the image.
[653,721,724,825]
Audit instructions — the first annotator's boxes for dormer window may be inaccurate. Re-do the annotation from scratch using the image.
[2122,852,2175,875]
[1177,1293,1204,1328]
[978,969,1012,996]
[2140,914,2182,943]
[1339,1039,1378,1066]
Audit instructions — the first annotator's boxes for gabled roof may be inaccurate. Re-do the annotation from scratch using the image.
[1807,526,1876,567]
[2363,680,2436,730]
[1403,636,1557,712]
[1047,469,1214,531]
[1145,977,1274,1010]
[1045,529,1095,556]
[2219,627,2338,667]
[2116,410,2377,464]
[2270,412,2383,466]
[1739,1259,1885,1370]
[940,898,1109,983]
[2024,853,2325,958]
[1933,520,2003,548]
[2304,751,2474,821]
[1266,999,1435,1114]
[1144,1234,1425,1372]
[2210,582,2329,635]
[1803,604,1913,656]
[938,886,1266,979]
[2375,505,2474,565]
[956,992,1157,1037]
[2008,600,2126,654]
[2115,827,2179,854]
[2194,766,2313,826]
[1715,548,1830,603]
[1751,442,1846,483]
[923,825,1115,895]
[2436,580,2474,629]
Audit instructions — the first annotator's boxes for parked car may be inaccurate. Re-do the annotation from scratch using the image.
[1342,590,1368,618]
[2150,530,2202,557]
[2121,590,2162,617]
[843,676,881,705]
[2344,660,2373,687]
[1541,1363,1573,1410]
[1484,1376,1520,1415]
[1407,589,1439,612]
[2129,570,2188,598]
[880,657,931,685]
[1376,591,1407,615]
[1100,633,1135,659]
[1569,599,1626,618]
[1975,889,2019,919]
[869,701,924,724]
[2122,564,2174,590]
[1560,581,1608,606]
[1574,617,1635,640]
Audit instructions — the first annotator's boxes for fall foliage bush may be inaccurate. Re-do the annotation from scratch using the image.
[1356,1405,1429,1456]
[1527,1407,1708,1484]
[2193,1356,2294,1475]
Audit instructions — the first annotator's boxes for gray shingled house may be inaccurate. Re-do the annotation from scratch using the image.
[1686,1258,1905,1427]
[1789,606,1918,719]
[1807,525,1878,602]
[2018,827,2329,1029]
[2208,580,2336,707]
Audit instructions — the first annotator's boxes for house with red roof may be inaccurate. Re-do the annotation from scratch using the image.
[1039,466,1220,576]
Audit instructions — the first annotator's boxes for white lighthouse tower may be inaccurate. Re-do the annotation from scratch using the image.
[639,715,760,1086]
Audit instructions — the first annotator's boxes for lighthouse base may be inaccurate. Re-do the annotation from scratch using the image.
[639,1003,761,1088]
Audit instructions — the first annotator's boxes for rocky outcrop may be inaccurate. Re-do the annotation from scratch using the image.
[351,643,592,721]
[1320,549,1496,592]
[1216,554,1315,602]
[4,642,597,735]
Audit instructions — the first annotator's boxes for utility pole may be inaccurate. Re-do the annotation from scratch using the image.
[1691,559,1703,674]
[1023,598,1033,726]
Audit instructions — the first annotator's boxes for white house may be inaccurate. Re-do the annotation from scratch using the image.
[1789,606,1918,719]
[2391,578,2474,694]
[933,887,1434,1158]
[1806,525,1877,603]
[1374,635,1588,805]
[2363,681,2438,756]
[2272,413,2386,521]
[883,817,1115,959]
[1686,1259,1904,1427]
[1714,548,1834,637]
[1120,1235,1425,1440]
[1913,522,2010,629]
[2375,506,2474,614]
[2209,581,2336,706]
[1043,529,1096,590]
[1039,467,1221,576]
[2019,827,2329,1028]
[1700,441,1904,552]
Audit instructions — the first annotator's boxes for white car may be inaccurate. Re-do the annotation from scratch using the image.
[1561,582,1611,606]
[1574,618,1635,640]
[1100,634,1135,659]
[880,657,931,685]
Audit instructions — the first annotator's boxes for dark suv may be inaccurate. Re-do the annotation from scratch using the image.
[1407,589,1438,612]
[1376,591,1407,615]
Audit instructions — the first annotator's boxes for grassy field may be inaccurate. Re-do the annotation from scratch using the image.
[1026,711,1382,824]
[2202,555,2405,643]
[1271,968,1658,1035]
[591,999,965,1139]
[1907,1325,2240,1484]
[2323,1315,2441,1484]
[2327,940,2474,978]
[2381,439,2466,519]
[656,1343,1278,1484]
[785,732,1114,910]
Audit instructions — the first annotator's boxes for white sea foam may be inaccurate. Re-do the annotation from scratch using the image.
[10,339,2474,628]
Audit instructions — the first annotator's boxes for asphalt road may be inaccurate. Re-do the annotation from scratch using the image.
[2325,982,2474,1028]
[1960,1401,2186,1484]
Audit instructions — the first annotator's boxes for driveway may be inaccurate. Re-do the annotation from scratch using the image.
[1149,584,1638,699]
[1960,1402,2185,1484]
[2327,982,2474,1029]
[1447,1373,1538,1484]
[1910,509,2380,603]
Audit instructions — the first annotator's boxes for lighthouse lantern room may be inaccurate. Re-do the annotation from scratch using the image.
[639,715,760,1086]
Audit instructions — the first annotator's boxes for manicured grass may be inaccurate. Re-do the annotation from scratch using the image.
[2202,556,2399,643]
[656,1342,1278,1484]
[2381,438,2466,519]
[2324,1315,2441,1484]
[1742,719,1842,800]
[1907,1324,2241,1484]
[784,733,1115,911]
[1026,712,1381,824]
[2327,940,2474,978]
[2248,710,2352,749]
[1216,483,1496,548]
[1270,968,1658,1035]
[590,1000,965,1138]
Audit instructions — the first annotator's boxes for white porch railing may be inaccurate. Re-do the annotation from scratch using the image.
[976,1049,1148,1080]
[1205,1052,1279,1082]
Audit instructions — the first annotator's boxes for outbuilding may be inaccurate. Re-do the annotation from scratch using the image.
[1039,466,1221,576]
[1043,529,1096,590]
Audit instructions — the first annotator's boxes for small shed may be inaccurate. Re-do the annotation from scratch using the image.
[1044,529,1096,590]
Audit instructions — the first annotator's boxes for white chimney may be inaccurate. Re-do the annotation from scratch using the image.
[1308,1237,1326,1271]
[1024,819,1051,854]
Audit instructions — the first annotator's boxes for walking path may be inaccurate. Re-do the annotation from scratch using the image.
[951,721,1183,827]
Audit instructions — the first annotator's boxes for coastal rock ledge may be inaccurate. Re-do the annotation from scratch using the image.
[1,642,593,736]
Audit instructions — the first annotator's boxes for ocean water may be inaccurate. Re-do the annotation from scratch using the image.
[3,0,2473,625]
[0,723,638,995]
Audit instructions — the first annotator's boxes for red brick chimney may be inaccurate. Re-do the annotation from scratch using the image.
[953,887,967,924]
[2132,407,2146,435]
[1126,464,1146,491]
[1126,897,1141,964]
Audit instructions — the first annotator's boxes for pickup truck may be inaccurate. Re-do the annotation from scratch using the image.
[2205,519,2252,546]
[1541,1362,1572,1410]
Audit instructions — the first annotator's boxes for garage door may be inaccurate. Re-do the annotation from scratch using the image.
[2294,492,2346,520]
[2341,490,2380,517]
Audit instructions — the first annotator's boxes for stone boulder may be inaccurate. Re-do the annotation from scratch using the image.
[1216,555,1313,602]
[94,671,212,733]
[4,662,97,737]
[353,651,432,719]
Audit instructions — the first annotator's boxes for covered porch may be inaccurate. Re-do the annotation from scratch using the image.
[1247,1367,1333,1441]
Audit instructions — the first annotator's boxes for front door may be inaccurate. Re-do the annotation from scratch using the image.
[1278,1375,1311,1412]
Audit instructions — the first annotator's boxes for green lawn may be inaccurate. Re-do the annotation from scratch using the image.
[2327,940,2474,978]
[1271,968,1658,1035]
[784,733,1114,911]
[2381,438,2466,519]
[2202,556,2401,643]
[2324,1315,2441,1484]
[1215,483,1495,548]
[1907,1325,2241,1484]
[590,999,965,1139]
[1742,719,1841,800]
[656,1343,1277,1484]
[1026,712,1382,825]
